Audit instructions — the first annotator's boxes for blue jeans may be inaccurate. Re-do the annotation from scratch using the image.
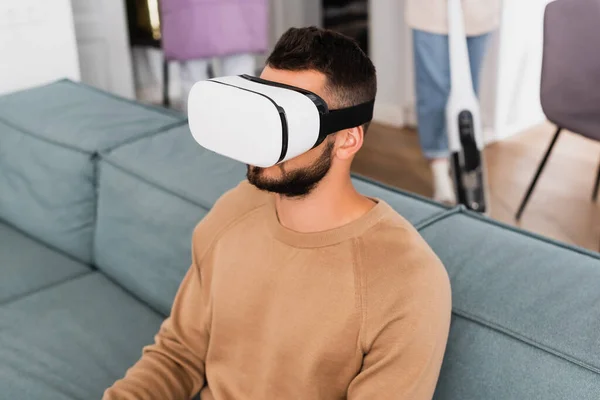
[413,29,490,159]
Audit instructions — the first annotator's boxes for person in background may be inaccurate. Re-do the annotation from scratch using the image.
[406,0,502,203]
[160,0,269,107]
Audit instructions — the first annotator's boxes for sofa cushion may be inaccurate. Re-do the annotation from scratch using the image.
[0,80,182,150]
[351,176,447,226]
[419,209,600,399]
[0,220,90,305]
[0,80,185,262]
[435,316,600,400]
[95,126,246,315]
[95,125,447,315]
[0,273,163,399]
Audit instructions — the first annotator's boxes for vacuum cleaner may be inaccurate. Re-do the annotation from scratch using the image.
[446,0,488,213]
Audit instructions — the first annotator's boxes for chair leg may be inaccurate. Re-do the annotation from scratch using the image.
[515,127,562,221]
[207,61,215,80]
[162,58,170,108]
[592,158,600,202]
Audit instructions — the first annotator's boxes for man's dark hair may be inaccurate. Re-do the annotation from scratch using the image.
[266,27,377,132]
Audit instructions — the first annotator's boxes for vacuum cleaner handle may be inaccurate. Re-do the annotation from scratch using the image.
[446,0,488,213]
[448,0,476,98]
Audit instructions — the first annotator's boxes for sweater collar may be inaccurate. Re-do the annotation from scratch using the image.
[264,195,392,248]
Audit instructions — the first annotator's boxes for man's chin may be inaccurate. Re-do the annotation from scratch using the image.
[246,174,321,199]
[247,166,272,190]
[247,173,279,192]
[247,166,281,184]
[246,155,331,198]
[246,169,296,196]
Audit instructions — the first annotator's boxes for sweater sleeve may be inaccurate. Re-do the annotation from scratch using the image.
[103,238,211,399]
[347,239,452,400]
[103,181,267,399]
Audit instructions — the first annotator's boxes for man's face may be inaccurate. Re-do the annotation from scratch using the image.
[247,67,336,198]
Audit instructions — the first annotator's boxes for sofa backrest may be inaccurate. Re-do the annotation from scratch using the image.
[0,80,184,263]
[94,124,447,315]
[425,209,600,399]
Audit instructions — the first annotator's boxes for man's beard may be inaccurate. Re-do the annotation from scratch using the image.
[247,141,334,198]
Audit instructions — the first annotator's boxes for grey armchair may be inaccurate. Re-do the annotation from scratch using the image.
[516,0,600,220]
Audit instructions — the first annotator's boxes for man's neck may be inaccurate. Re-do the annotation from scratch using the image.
[274,174,376,234]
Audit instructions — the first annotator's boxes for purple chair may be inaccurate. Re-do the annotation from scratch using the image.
[159,0,269,108]
[516,0,600,220]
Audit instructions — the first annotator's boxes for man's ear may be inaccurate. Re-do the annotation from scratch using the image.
[334,126,364,161]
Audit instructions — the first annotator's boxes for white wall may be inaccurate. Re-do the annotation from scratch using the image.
[478,30,500,143]
[0,0,80,95]
[369,0,410,127]
[71,0,135,99]
[258,0,322,67]
[493,0,551,140]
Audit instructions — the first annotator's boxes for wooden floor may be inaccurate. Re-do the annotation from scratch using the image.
[352,123,600,252]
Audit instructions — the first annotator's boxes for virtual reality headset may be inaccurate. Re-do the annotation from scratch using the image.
[188,75,375,168]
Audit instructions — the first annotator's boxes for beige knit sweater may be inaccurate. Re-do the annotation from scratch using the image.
[406,0,502,36]
[104,181,452,399]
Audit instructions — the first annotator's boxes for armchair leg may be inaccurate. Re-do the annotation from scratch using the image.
[162,58,170,108]
[593,158,600,202]
[516,127,562,221]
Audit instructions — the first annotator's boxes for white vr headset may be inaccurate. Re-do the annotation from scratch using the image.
[188,75,375,167]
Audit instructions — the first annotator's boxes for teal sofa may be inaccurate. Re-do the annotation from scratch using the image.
[1,80,599,399]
